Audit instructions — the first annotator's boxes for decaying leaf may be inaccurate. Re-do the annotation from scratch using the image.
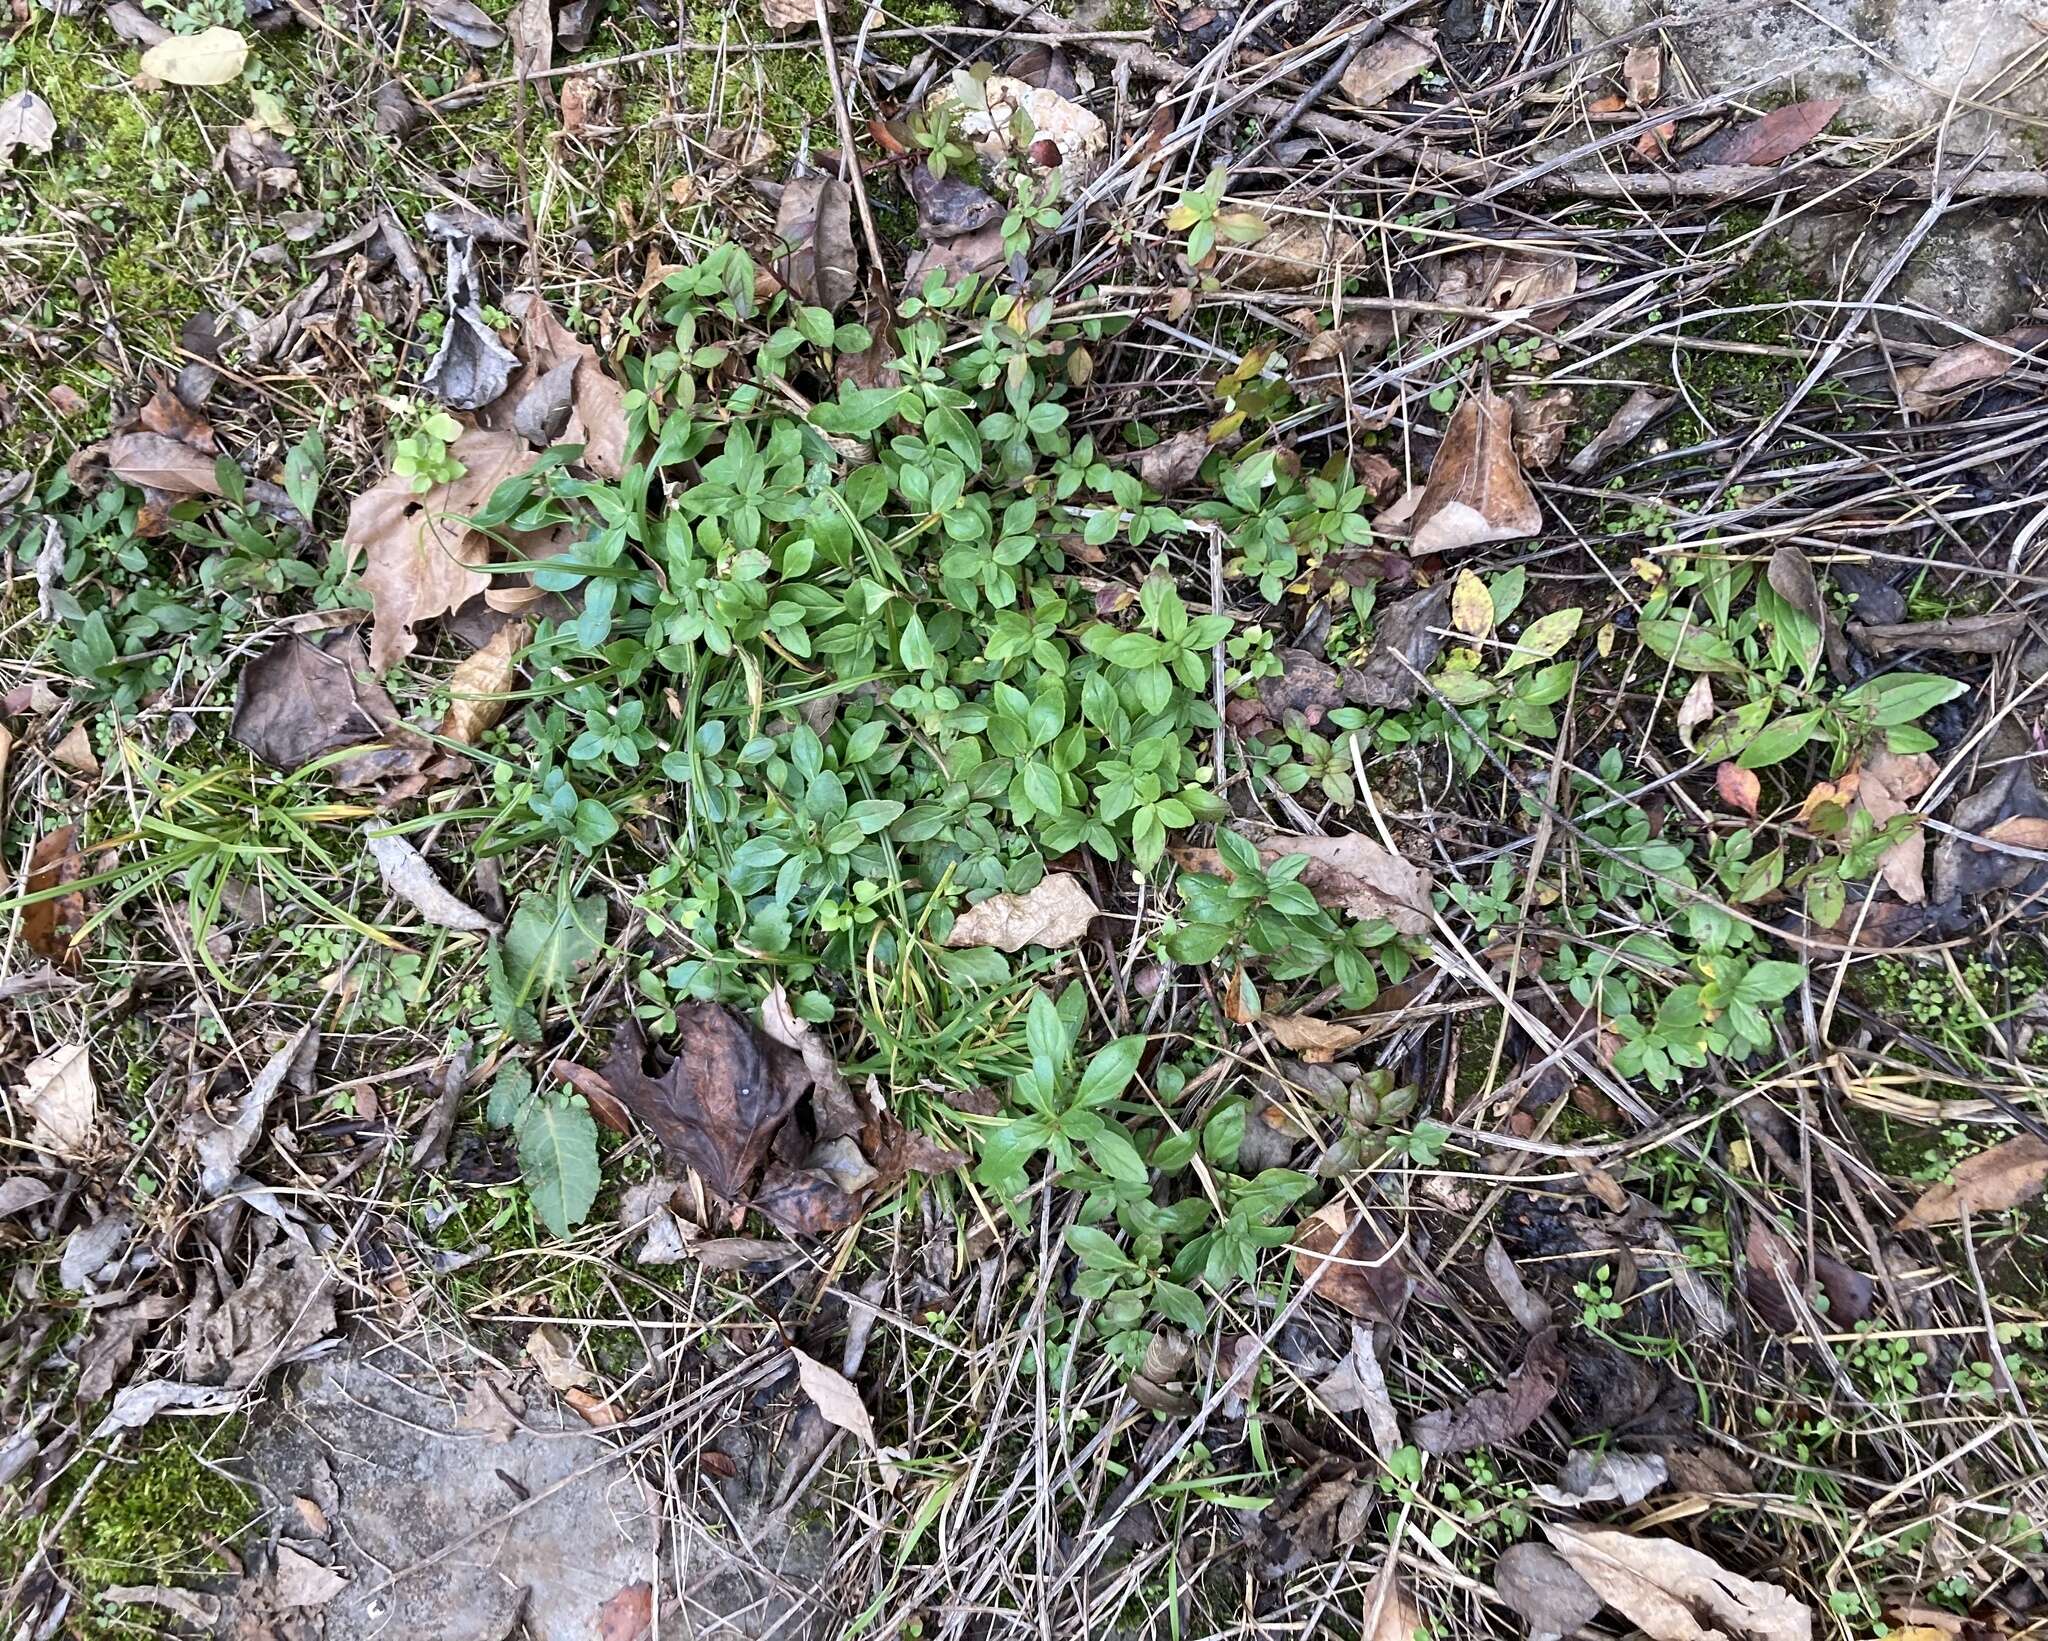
[500,299,629,480]
[525,1321,594,1391]
[1138,429,1212,496]
[1898,325,2048,415]
[1568,387,1668,475]
[945,873,1100,951]
[0,90,57,162]
[902,222,1007,292]
[1312,1324,1404,1456]
[791,1348,900,1483]
[776,177,858,312]
[272,1545,348,1609]
[1483,1237,1554,1334]
[1414,1327,1566,1454]
[183,1026,317,1196]
[597,1582,655,1641]
[439,619,528,745]
[1897,1134,2048,1228]
[106,430,224,496]
[1174,831,1434,937]
[1743,1219,1873,1333]
[1716,762,1761,820]
[344,426,539,671]
[423,239,520,411]
[506,0,553,93]
[602,1011,809,1200]
[22,824,89,967]
[907,160,1001,239]
[1261,1013,1366,1062]
[190,1229,339,1389]
[1349,582,1450,710]
[1211,218,1368,290]
[1292,1200,1411,1325]
[1495,1543,1604,1641]
[1339,25,1436,108]
[1855,746,1938,905]
[1534,1448,1669,1507]
[1511,387,1576,470]
[1676,675,1716,750]
[15,1043,97,1157]
[231,630,403,771]
[1622,42,1662,104]
[365,827,498,933]
[1687,97,1841,168]
[763,0,818,33]
[423,0,507,48]
[1409,392,1542,555]
[1543,1522,1814,1641]
[138,25,250,85]
[1362,1558,1423,1641]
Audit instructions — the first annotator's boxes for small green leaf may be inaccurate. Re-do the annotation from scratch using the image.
[1736,710,1821,769]
[517,1093,601,1237]
[486,1062,534,1128]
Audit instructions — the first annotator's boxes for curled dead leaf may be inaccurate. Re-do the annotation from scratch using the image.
[945,872,1100,952]
[1409,392,1542,555]
[1897,1134,2048,1228]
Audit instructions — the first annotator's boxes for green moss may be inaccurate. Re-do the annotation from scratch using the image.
[0,1419,251,1637]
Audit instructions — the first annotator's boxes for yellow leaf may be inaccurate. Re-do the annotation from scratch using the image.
[140,26,250,85]
[1450,569,1493,640]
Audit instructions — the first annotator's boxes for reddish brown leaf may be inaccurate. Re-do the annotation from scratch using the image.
[601,1011,809,1201]
[137,380,216,452]
[596,1582,653,1641]
[1716,762,1761,819]
[752,1161,864,1237]
[22,825,88,969]
[1687,97,1841,168]
[551,1060,632,1135]
[1413,1327,1566,1455]
[1898,1135,2048,1229]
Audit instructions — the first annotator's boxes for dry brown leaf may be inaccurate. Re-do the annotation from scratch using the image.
[231,630,405,773]
[137,379,215,451]
[1897,1134,2048,1228]
[439,620,529,745]
[1569,386,1669,476]
[51,723,100,777]
[776,177,858,311]
[515,301,628,479]
[106,430,224,496]
[1496,1543,1604,1640]
[1261,1013,1366,1062]
[1899,326,2048,415]
[15,1043,97,1157]
[345,427,538,672]
[1174,831,1434,937]
[791,1348,900,1484]
[0,89,56,161]
[1212,219,1368,290]
[1510,387,1575,470]
[597,1582,654,1641]
[602,1012,809,1201]
[1676,675,1715,750]
[1476,246,1578,317]
[763,0,818,32]
[1856,747,1938,904]
[1338,25,1436,108]
[1410,392,1542,555]
[22,824,89,968]
[1543,1522,1814,1641]
[944,872,1100,952]
[1292,1200,1411,1324]
[1413,1327,1565,1455]
[1362,1558,1423,1641]
[525,1322,595,1390]
[1686,97,1841,168]
[1716,763,1761,820]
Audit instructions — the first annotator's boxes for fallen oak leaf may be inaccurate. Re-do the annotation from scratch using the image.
[1543,1522,1814,1641]
[945,872,1100,952]
[1897,1134,2048,1229]
[1408,391,1542,555]
[344,426,539,672]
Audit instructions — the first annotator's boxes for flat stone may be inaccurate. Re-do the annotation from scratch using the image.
[236,1329,835,1641]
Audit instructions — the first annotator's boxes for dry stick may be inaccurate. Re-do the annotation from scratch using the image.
[813,0,886,281]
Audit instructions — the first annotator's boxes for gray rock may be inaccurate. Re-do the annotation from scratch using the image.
[238,1329,835,1640]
